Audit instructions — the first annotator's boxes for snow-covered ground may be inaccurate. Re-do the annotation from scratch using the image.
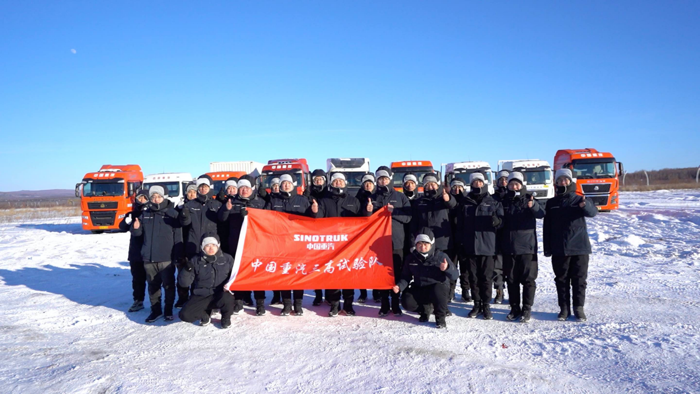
[1,190,699,393]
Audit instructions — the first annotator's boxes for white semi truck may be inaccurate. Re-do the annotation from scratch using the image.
[326,158,371,195]
[498,159,554,201]
[444,161,495,194]
[142,172,194,205]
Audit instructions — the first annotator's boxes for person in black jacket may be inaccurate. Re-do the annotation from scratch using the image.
[178,234,236,329]
[312,172,372,317]
[309,169,329,306]
[118,190,149,313]
[491,170,510,304]
[216,178,238,255]
[267,176,284,306]
[265,174,313,316]
[453,173,504,320]
[355,172,377,303]
[369,167,412,316]
[177,177,223,307]
[544,169,598,322]
[131,185,184,323]
[394,228,459,329]
[447,179,471,303]
[410,174,457,252]
[218,175,267,315]
[500,172,545,322]
[402,173,420,257]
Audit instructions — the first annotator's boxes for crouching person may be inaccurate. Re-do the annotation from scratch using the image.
[178,234,236,329]
[393,228,459,329]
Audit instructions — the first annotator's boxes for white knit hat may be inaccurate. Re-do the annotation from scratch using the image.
[148,185,165,198]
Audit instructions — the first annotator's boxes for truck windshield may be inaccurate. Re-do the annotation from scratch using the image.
[212,181,227,195]
[143,182,181,198]
[392,167,435,187]
[261,171,304,188]
[83,182,124,197]
[330,171,367,187]
[449,169,493,185]
[572,160,616,179]
[520,170,551,184]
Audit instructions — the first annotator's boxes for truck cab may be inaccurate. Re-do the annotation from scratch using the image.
[206,171,248,197]
[498,159,554,201]
[142,172,194,206]
[75,164,143,233]
[444,161,494,195]
[390,161,438,193]
[553,148,624,211]
[260,158,311,196]
[326,158,370,195]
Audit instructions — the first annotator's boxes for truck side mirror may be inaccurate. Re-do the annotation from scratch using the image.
[618,162,624,176]
[75,183,82,198]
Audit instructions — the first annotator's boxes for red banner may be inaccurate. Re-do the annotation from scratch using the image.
[225,207,395,291]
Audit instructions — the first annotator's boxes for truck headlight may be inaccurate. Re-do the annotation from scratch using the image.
[118,214,126,219]
[83,216,89,220]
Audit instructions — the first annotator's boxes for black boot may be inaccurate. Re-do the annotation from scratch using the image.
[232,299,243,315]
[270,291,281,305]
[358,289,367,304]
[293,300,304,316]
[493,288,504,304]
[558,304,571,321]
[520,306,532,323]
[462,289,473,303]
[372,289,380,303]
[378,296,390,317]
[243,293,254,307]
[145,305,163,323]
[255,300,266,316]
[419,313,429,322]
[574,306,587,322]
[391,293,402,316]
[164,305,174,321]
[449,281,457,303]
[342,301,356,316]
[312,294,323,306]
[128,300,144,312]
[436,316,447,329]
[328,301,340,317]
[482,303,493,320]
[468,301,481,318]
[221,313,232,329]
[280,301,292,316]
[507,305,522,321]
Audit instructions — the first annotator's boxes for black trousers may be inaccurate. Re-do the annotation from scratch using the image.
[493,254,504,290]
[129,260,147,302]
[401,282,450,323]
[179,292,236,322]
[281,290,304,302]
[451,251,471,298]
[462,254,495,303]
[380,249,404,304]
[503,254,538,308]
[552,255,589,308]
[176,262,191,303]
[144,261,176,312]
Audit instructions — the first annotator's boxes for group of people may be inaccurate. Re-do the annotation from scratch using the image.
[120,165,598,329]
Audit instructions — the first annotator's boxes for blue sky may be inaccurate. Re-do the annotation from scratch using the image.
[1,1,698,191]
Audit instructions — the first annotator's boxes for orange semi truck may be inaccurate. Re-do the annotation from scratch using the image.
[259,159,311,195]
[75,164,144,233]
[390,161,437,193]
[553,148,624,211]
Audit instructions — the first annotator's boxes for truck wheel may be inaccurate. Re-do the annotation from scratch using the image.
[91,230,104,234]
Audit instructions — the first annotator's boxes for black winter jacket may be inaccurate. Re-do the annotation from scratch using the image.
[179,195,223,258]
[315,193,369,218]
[217,195,266,255]
[118,202,147,262]
[543,184,598,256]
[500,189,545,255]
[264,189,312,216]
[178,249,234,296]
[369,187,412,249]
[397,248,459,291]
[453,190,504,256]
[410,188,457,251]
[131,200,183,263]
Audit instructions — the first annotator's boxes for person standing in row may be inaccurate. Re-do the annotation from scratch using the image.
[119,190,150,313]
[265,174,313,316]
[491,170,510,304]
[447,178,471,303]
[131,185,183,323]
[499,172,545,323]
[454,173,503,320]
[544,169,597,322]
[309,169,329,306]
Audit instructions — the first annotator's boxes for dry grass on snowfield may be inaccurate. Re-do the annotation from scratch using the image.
[0,207,81,224]
[621,182,700,192]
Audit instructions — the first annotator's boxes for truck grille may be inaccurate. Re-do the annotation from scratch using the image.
[90,211,116,226]
[581,184,611,193]
[88,202,118,210]
[588,196,609,206]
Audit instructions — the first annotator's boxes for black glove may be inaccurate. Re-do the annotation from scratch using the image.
[239,207,248,217]
[491,213,502,228]
[181,207,190,219]
[184,258,194,271]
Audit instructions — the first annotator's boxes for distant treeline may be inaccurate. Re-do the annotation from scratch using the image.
[624,167,700,185]
[0,197,79,210]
